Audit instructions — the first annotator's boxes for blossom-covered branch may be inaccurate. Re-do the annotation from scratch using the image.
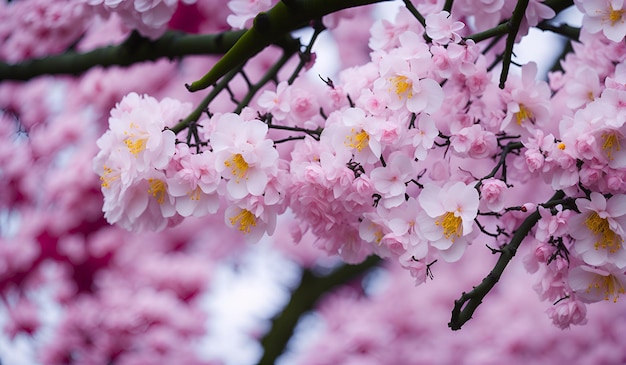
[449,190,566,330]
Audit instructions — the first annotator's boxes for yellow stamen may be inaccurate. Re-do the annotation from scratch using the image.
[100,165,119,188]
[345,129,370,152]
[558,142,566,150]
[515,104,534,125]
[585,212,623,253]
[148,178,167,204]
[229,209,257,233]
[124,138,147,156]
[435,211,463,241]
[608,9,625,25]
[601,131,621,160]
[188,186,202,201]
[224,154,249,181]
[389,75,413,100]
[374,227,384,245]
[123,123,146,156]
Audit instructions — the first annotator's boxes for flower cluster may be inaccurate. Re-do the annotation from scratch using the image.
[90,2,626,329]
[8,0,626,363]
[94,94,286,241]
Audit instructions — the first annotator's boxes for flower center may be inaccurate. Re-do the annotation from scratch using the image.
[224,153,249,180]
[123,122,147,156]
[515,104,534,125]
[345,129,370,152]
[608,8,625,25]
[436,211,463,241]
[587,273,625,303]
[229,209,257,233]
[390,75,413,100]
[148,178,167,204]
[601,130,621,160]
[188,186,202,201]
[124,137,147,156]
[374,228,384,244]
[585,212,623,253]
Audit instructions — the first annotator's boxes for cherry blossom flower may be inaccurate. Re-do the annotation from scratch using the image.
[418,181,479,262]
[323,107,384,164]
[372,41,444,115]
[370,152,416,209]
[425,11,465,45]
[501,62,552,139]
[577,0,626,42]
[257,81,292,121]
[409,113,439,160]
[225,202,275,243]
[563,66,602,109]
[545,296,588,329]
[211,113,279,200]
[98,92,187,178]
[166,145,221,217]
[480,178,508,212]
[569,264,626,303]
[570,192,626,268]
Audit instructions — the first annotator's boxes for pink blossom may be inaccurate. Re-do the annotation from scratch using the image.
[370,152,416,209]
[97,92,188,177]
[577,0,626,42]
[418,181,479,262]
[570,192,626,268]
[546,297,588,329]
[501,62,552,139]
[569,264,626,303]
[425,11,465,45]
[373,45,444,115]
[450,124,497,159]
[166,145,221,217]
[323,107,383,164]
[564,66,602,109]
[211,113,279,200]
[480,178,508,212]
[536,205,572,242]
[257,81,292,121]
[409,113,439,160]
[225,203,275,243]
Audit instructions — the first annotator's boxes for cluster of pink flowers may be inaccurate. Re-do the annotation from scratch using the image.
[87,0,626,332]
[6,0,626,363]
[0,0,93,62]
[94,94,287,240]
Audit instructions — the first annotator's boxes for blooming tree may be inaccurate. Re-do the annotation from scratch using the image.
[2,0,626,363]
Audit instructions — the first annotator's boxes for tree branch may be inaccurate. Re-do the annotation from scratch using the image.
[186,0,392,92]
[258,255,381,364]
[499,0,529,89]
[448,190,566,331]
[0,30,256,81]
